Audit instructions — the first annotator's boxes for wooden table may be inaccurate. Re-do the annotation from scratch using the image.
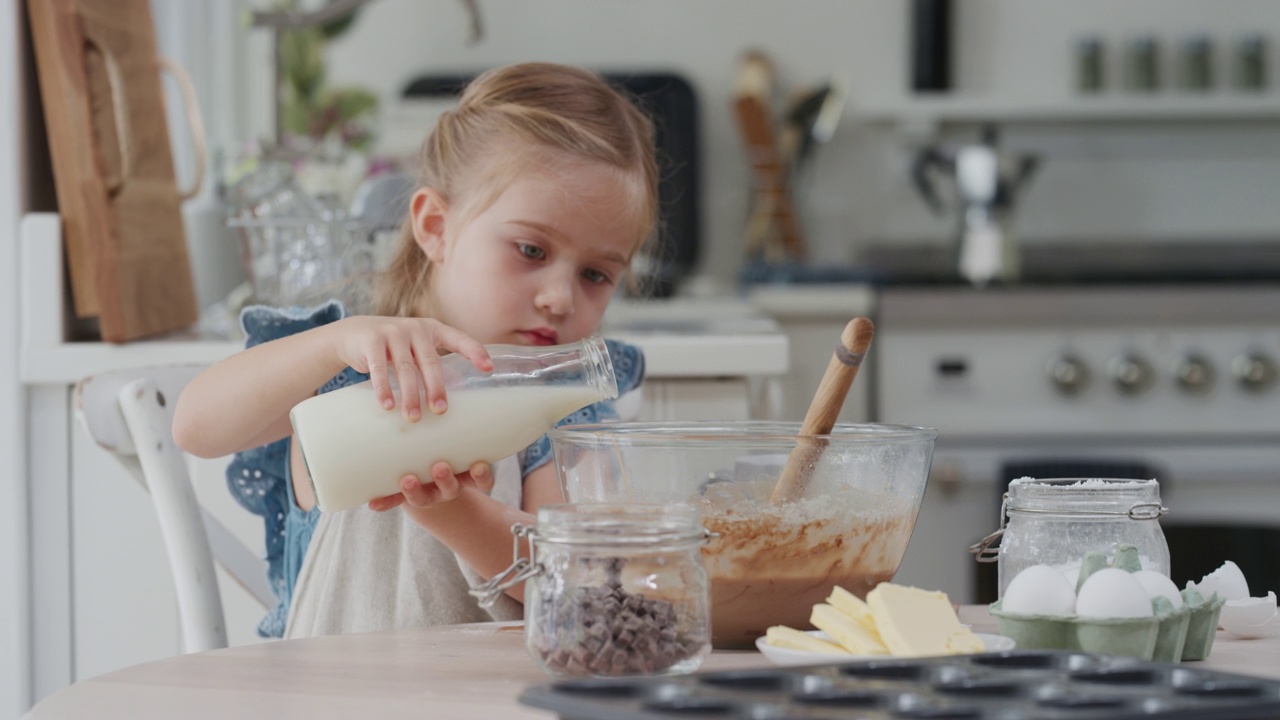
[25,607,1280,720]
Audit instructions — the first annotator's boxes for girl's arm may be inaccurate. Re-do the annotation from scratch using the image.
[174,322,348,458]
[388,462,564,602]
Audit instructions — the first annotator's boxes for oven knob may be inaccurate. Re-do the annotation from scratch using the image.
[1047,354,1090,395]
[1109,353,1154,395]
[1173,354,1215,394]
[1232,351,1277,393]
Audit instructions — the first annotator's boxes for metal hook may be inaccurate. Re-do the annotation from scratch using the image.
[469,523,538,608]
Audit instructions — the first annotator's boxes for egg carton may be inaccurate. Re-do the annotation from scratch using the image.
[991,547,1226,662]
[520,650,1280,720]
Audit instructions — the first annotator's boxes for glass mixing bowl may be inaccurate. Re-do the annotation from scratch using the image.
[547,421,938,648]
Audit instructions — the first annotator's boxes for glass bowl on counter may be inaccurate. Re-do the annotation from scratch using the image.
[547,421,938,649]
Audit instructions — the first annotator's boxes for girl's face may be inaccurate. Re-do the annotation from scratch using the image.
[412,158,644,347]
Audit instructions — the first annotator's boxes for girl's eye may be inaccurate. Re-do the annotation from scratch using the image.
[582,268,613,285]
[517,243,545,260]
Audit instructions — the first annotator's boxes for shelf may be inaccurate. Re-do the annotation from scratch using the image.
[854,94,1280,126]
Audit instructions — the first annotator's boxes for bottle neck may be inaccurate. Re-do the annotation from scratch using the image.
[579,336,619,402]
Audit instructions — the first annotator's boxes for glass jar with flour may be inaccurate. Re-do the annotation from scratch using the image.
[972,477,1171,598]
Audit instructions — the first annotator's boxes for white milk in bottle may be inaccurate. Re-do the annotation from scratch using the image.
[291,336,618,512]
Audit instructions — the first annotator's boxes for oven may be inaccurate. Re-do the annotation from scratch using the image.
[875,284,1280,604]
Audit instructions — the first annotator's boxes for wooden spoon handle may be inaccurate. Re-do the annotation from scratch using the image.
[770,317,875,504]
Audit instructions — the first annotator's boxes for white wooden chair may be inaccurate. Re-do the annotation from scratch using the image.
[74,365,274,653]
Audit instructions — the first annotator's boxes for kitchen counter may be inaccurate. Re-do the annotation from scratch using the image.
[24,607,1280,720]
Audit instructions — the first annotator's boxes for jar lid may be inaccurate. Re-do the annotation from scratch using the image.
[1009,477,1159,491]
[1006,477,1167,519]
[534,503,706,546]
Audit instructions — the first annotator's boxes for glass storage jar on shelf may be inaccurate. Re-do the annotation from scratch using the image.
[474,503,712,679]
[971,477,1170,599]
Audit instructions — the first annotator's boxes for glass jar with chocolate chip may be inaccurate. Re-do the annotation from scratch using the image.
[481,503,711,678]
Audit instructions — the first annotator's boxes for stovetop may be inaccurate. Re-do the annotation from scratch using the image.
[740,240,1280,287]
[863,240,1280,286]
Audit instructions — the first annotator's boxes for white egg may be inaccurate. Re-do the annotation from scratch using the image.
[1002,564,1076,616]
[1132,570,1183,610]
[1076,568,1155,619]
[1188,561,1250,601]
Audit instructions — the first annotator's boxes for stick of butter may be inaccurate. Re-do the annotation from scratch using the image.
[764,625,850,655]
[827,585,877,630]
[810,603,889,655]
[865,583,984,657]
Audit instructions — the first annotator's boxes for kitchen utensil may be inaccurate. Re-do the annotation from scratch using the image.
[781,76,846,173]
[549,420,936,647]
[911,124,1038,285]
[770,317,875,504]
[28,0,204,342]
[732,50,804,261]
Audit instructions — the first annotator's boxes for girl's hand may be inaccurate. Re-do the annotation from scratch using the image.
[367,461,495,512]
[333,316,493,420]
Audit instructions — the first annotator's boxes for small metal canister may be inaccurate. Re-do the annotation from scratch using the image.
[971,477,1171,599]
[475,503,712,678]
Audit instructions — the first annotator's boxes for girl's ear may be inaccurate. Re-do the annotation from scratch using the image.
[409,188,450,264]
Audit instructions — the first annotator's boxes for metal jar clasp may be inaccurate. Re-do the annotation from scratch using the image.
[469,523,542,608]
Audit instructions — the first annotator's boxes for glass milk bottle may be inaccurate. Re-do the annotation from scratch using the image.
[291,336,618,512]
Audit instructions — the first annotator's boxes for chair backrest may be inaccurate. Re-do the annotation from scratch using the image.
[74,365,273,653]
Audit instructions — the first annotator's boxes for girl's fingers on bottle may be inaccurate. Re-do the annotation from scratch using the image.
[431,462,461,502]
[428,322,493,372]
[412,341,448,414]
[368,491,406,512]
[468,462,495,494]
[389,337,423,421]
[455,336,494,372]
[364,345,395,410]
[399,473,438,507]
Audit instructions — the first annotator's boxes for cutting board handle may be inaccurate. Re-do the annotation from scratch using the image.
[79,38,207,202]
[159,57,207,201]
[82,32,132,197]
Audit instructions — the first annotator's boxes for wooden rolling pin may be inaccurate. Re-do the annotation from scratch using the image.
[769,317,875,505]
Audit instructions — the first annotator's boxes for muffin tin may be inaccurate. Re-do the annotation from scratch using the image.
[520,650,1280,719]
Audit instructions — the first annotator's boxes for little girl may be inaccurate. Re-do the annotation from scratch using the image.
[173,62,657,638]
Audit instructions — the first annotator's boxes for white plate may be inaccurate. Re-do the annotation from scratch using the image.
[755,631,1016,666]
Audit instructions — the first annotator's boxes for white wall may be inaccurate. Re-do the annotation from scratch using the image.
[209,0,1280,291]
[1,0,30,715]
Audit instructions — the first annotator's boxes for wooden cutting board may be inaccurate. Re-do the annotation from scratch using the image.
[28,0,198,342]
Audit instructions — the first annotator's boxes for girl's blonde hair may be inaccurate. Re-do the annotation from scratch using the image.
[374,62,660,317]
